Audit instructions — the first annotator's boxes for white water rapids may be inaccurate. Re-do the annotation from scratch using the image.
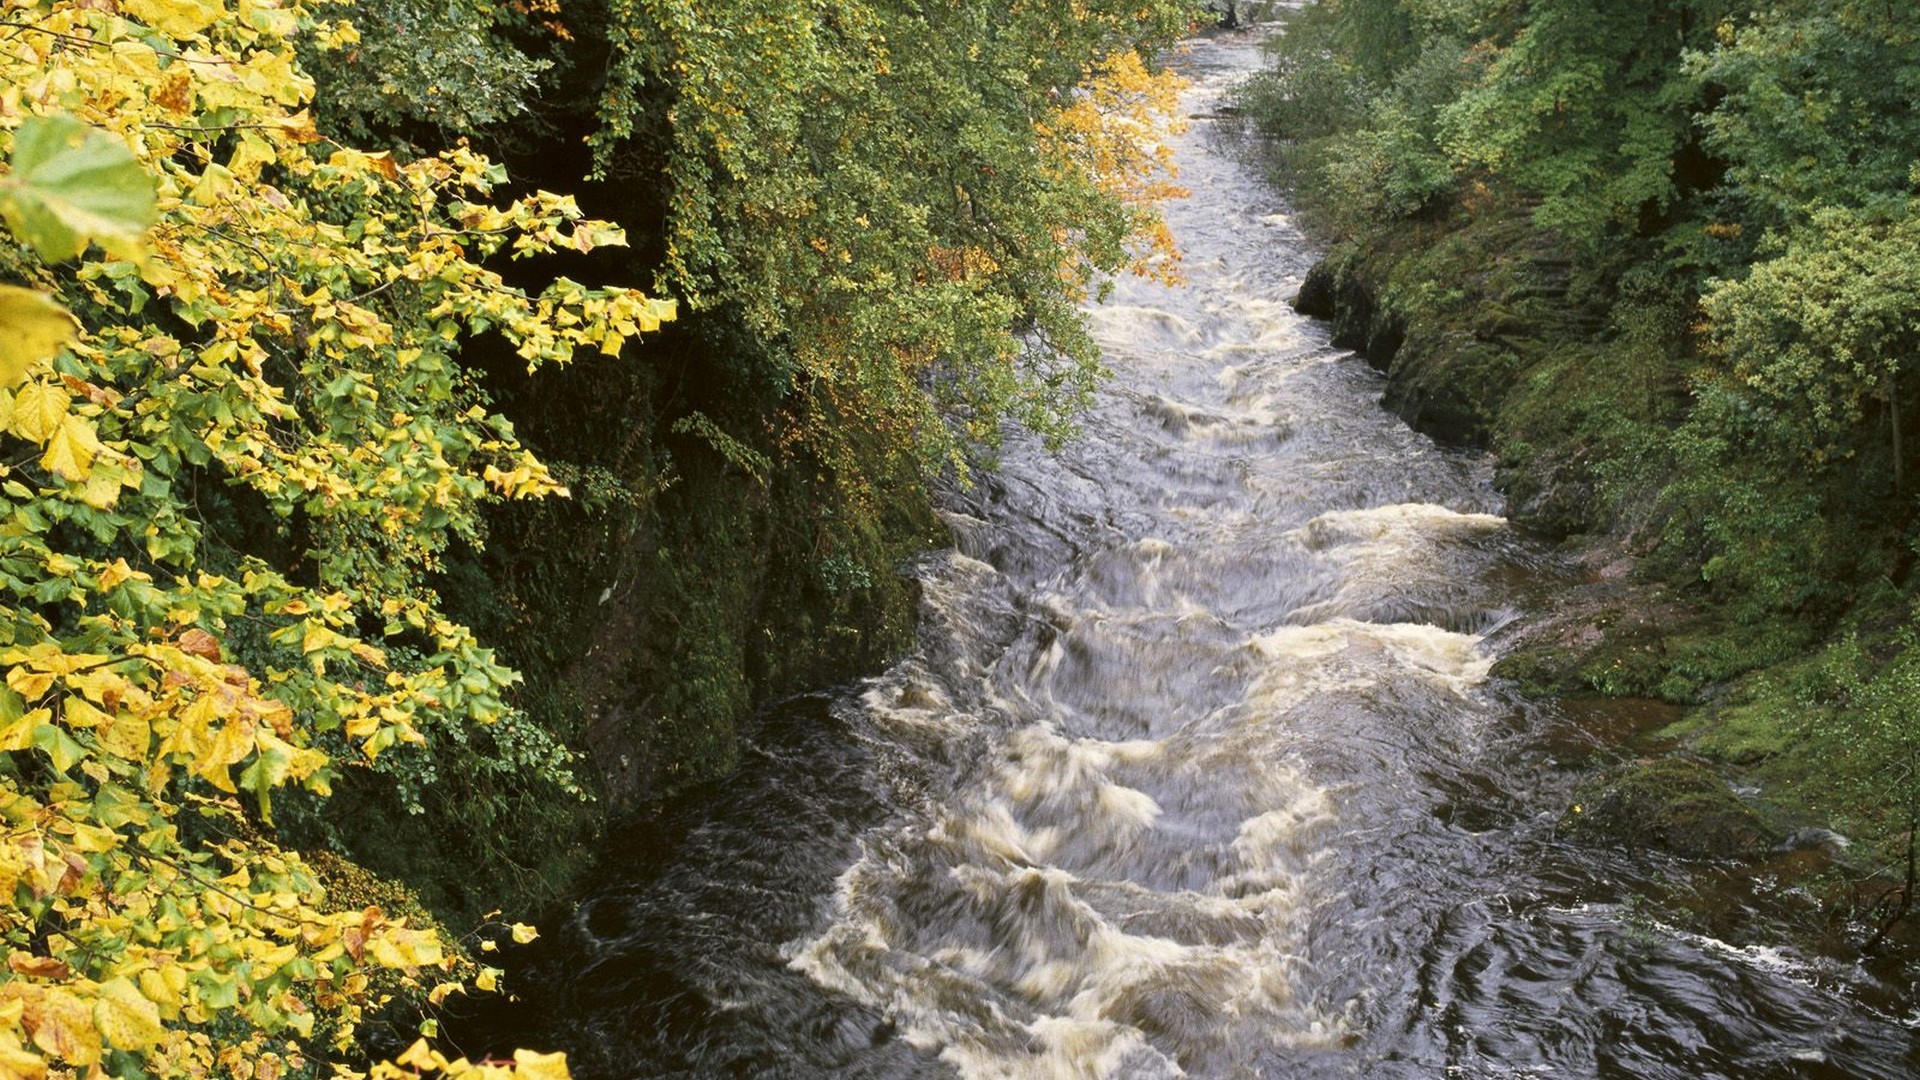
[487,29,1920,1080]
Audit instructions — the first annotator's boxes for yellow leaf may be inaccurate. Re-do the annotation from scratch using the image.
[62,696,107,729]
[512,1049,570,1080]
[395,1040,444,1072]
[122,0,223,38]
[8,382,68,443]
[509,922,539,944]
[92,978,163,1052]
[473,968,499,992]
[202,717,253,772]
[96,707,150,760]
[6,666,53,700]
[0,708,47,753]
[96,559,145,592]
[0,288,77,389]
[136,967,186,1020]
[188,162,236,207]
[39,415,101,482]
[0,1031,45,1080]
[66,821,117,853]
[25,987,99,1065]
[300,621,347,654]
[228,133,278,181]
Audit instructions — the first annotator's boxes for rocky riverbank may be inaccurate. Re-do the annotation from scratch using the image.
[1292,236,1920,957]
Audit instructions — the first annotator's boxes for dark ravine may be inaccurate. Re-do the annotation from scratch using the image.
[466,29,1920,1080]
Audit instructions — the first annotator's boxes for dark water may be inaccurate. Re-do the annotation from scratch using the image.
[482,31,1920,1080]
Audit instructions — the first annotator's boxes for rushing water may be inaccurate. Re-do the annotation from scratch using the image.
[485,31,1920,1080]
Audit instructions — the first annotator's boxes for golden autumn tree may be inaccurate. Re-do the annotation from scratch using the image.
[0,0,671,1075]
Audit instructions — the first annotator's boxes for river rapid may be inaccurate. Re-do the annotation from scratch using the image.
[486,30,1920,1080]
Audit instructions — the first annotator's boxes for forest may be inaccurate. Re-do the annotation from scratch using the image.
[1239,0,1920,929]
[0,0,1198,1074]
[9,0,1920,1071]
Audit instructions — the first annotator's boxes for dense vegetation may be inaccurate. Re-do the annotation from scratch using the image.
[0,0,1199,1074]
[1239,0,1920,915]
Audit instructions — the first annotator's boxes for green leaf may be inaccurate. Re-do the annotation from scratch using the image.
[0,285,79,387]
[32,721,88,772]
[0,114,157,263]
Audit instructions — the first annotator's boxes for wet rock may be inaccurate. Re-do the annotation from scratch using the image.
[1292,259,1338,320]
[1496,445,1600,539]
[1292,254,1501,447]
[1775,827,1851,856]
[1564,758,1778,859]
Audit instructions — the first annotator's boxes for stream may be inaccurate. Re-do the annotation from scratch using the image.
[485,30,1920,1079]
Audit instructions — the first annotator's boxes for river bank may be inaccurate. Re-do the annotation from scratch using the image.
[1257,101,1920,967]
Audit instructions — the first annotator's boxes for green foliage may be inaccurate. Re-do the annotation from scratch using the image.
[1690,3,1920,232]
[1437,0,1730,239]
[1239,1,1479,234]
[299,0,549,141]
[1700,205,1920,474]
[586,0,1199,472]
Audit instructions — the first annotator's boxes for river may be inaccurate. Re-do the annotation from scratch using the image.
[482,29,1920,1080]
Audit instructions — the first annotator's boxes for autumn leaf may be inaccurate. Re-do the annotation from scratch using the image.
[8,381,68,443]
[121,0,223,39]
[39,415,103,482]
[177,628,223,662]
[25,987,99,1065]
[512,1049,571,1080]
[91,979,163,1052]
[0,287,78,388]
[5,956,70,981]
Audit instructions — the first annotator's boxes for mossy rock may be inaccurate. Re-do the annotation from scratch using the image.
[1564,758,1777,859]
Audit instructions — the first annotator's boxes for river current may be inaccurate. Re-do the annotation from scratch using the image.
[486,30,1920,1080]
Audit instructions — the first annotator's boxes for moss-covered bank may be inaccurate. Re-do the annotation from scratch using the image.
[314,311,943,921]
[1289,201,1920,943]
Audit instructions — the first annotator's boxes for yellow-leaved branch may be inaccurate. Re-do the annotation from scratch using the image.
[0,0,673,1076]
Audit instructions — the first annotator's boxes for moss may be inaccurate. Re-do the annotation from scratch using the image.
[1565,758,1777,859]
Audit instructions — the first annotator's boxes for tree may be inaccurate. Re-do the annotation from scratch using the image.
[1689,0,1920,235]
[586,0,1197,481]
[1701,205,1920,495]
[0,1,671,1074]
[1437,0,1733,239]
